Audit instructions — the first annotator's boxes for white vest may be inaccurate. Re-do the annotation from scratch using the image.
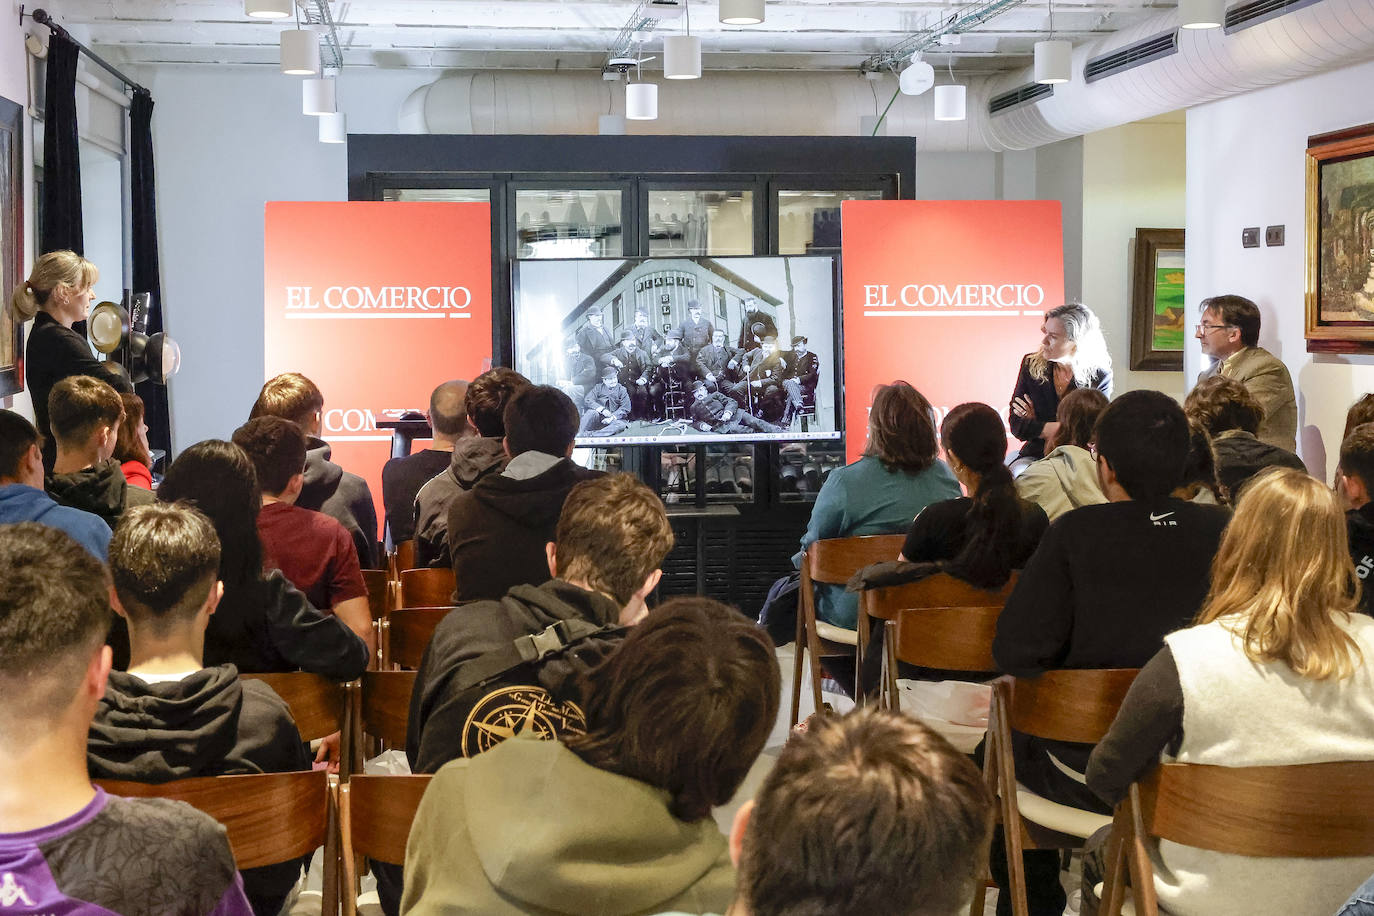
[1153,614,1374,916]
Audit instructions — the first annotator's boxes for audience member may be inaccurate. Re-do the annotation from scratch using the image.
[1194,293,1297,451]
[382,379,469,545]
[1334,394,1374,499]
[250,372,378,568]
[0,523,253,916]
[729,709,993,916]
[414,368,529,568]
[232,417,375,656]
[797,381,960,630]
[1086,468,1374,916]
[88,504,311,916]
[991,389,1231,916]
[1184,375,1305,502]
[0,409,111,560]
[158,440,368,681]
[1173,420,1222,504]
[114,392,154,489]
[1338,423,1374,614]
[46,375,155,528]
[402,597,780,916]
[1014,388,1109,520]
[447,384,602,601]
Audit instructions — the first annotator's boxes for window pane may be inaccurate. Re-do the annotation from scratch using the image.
[382,188,491,203]
[777,440,847,503]
[777,189,884,255]
[516,189,623,259]
[648,190,754,256]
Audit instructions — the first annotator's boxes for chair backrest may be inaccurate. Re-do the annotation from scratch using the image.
[361,569,390,622]
[398,567,456,609]
[1006,668,1141,745]
[240,672,349,743]
[804,534,906,587]
[392,540,417,580]
[359,670,417,747]
[892,605,1002,672]
[1138,761,1374,857]
[387,606,457,670]
[96,770,329,869]
[340,775,432,866]
[862,571,1019,622]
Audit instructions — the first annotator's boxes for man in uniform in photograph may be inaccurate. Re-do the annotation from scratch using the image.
[744,336,788,423]
[696,329,741,393]
[781,335,820,427]
[653,328,696,419]
[557,336,597,404]
[689,381,784,435]
[576,309,616,369]
[676,301,715,357]
[631,310,663,358]
[579,366,632,438]
[608,330,652,420]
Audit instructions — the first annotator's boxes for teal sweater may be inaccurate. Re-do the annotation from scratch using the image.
[794,455,961,628]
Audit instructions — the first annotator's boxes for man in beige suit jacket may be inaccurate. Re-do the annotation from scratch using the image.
[1195,294,1297,453]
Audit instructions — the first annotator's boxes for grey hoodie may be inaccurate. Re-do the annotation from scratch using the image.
[413,436,508,567]
[300,436,378,568]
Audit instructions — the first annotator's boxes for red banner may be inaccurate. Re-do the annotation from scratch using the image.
[840,200,1065,464]
[264,201,494,542]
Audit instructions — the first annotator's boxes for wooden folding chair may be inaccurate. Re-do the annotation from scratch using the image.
[391,539,417,582]
[241,672,356,779]
[386,607,458,670]
[97,770,339,916]
[339,775,433,916]
[398,567,456,609]
[790,534,905,727]
[361,569,391,669]
[987,668,1140,916]
[1099,760,1374,916]
[350,670,418,773]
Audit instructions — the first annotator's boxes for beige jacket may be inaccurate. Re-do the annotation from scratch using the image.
[1014,445,1107,522]
[1197,346,1297,452]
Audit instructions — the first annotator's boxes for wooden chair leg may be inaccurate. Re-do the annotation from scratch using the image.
[992,683,1030,916]
[803,603,826,719]
[337,781,356,916]
[855,608,869,708]
[1125,787,1159,916]
[323,775,341,916]
[789,591,806,727]
[883,619,898,712]
[1100,805,1130,916]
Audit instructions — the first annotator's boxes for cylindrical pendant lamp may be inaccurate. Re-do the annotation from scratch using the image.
[1179,0,1226,28]
[663,35,702,79]
[319,111,346,143]
[280,29,320,76]
[933,84,966,121]
[626,82,658,120]
[598,114,628,135]
[302,77,336,115]
[899,59,935,96]
[719,0,764,25]
[1033,39,1072,84]
[246,0,293,18]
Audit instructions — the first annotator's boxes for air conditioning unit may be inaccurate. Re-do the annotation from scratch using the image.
[647,0,685,20]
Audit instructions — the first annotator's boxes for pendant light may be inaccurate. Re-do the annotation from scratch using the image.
[1179,0,1226,29]
[626,82,658,120]
[246,0,293,18]
[934,57,966,121]
[303,77,336,114]
[1033,0,1072,85]
[280,29,320,75]
[899,57,934,96]
[664,0,702,79]
[719,0,764,26]
[319,111,346,143]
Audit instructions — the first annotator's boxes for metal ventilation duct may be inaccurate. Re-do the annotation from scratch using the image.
[1225,0,1328,33]
[988,83,1054,115]
[1083,31,1179,84]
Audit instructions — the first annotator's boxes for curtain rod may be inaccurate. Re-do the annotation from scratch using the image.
[30,8,149,96]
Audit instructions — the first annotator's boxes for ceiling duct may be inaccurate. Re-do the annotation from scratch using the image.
[988,83,1054,115]
[1224,0,1327,32]
[1083,31,1179,84]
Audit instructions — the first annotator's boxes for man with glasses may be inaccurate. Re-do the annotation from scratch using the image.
[1195,294,1297,452]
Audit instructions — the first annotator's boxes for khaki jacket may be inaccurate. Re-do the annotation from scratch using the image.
[1197,346,1297,452]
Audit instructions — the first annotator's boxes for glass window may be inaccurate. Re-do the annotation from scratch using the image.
[648,190,754,256]
[515,189,623,259]
[381,188,491,203]
[777,440,847,503]
[777,189,884,255]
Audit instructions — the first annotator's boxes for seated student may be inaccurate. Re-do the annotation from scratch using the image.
[157,439,368,681]
[448,385,603,602]
[45,375,155,528]
[414,368,529,569]
[0,523,253,916]
[1334,394,1374,500]
[1014,388,1109,521]
[579,366,632,437]
[726,709,992,916]
[1184,375,1305,503]
[0,409,111,560]
[382,380,469,545]
[402,596,780,916]
[87,503,312,916]
[232,417,376,657]
[250,372,378,568]
[114,392,154,490]
[992,389,1231,916]
[1086,469,1374,916]
[1337,423,1374,614]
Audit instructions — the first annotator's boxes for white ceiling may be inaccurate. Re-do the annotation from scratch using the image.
[43,0,1183,74]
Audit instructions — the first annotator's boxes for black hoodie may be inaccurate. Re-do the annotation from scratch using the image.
[413,437,509,568]
[88,666,312,916]
[1349,503,1374,616]
[1211,429,1306,502]
[446,458,603,602]
[300,437,378,569]
[46,458,155,530]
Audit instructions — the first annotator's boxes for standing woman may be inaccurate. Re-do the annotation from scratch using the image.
[1008,303,1112,467]
[10,250,132,469]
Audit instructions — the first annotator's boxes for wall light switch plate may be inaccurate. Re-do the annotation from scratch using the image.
[1265,225,1285,246]
[1242,227,1261,248]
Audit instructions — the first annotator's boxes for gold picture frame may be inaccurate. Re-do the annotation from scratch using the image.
[1306,122,1374,352]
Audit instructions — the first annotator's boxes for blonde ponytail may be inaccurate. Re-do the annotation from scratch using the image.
[9,282,38,320]
[8,250,99,322]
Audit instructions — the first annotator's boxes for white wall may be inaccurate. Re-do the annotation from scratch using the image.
[1035,137,1084,305]
[1186,57,1374,481]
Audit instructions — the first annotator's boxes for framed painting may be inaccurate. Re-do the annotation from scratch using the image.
[0,95,22,397]
[1130,227,1185,371]
[1306,122,1374,352]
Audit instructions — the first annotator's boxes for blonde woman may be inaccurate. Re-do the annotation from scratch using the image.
[9,250,131,468]
[1008,303,1113,465]
[1085,468,1374,916]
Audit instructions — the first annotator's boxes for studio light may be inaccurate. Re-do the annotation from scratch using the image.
[719,0,764,26]
[626,81,658,120]
[1034,40,1072,84]
[1179,0,1226,29]
[280,28,320,76]
[663,35,701,79]
[88,300,181,385]
[245,0,293,18]
[302,77,336,114]
[899,59,935,96]
[933,84,966,121]
[319,111,347,143]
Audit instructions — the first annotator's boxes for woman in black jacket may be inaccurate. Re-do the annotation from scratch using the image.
[1008,303,1112,465]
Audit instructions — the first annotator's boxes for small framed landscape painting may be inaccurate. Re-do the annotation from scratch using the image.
[1306,122,1374,352]
[1130,228,1185,371]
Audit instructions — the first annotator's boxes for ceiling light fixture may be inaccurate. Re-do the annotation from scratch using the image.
[664,0,702,79]
[934,85,966,121]
[899,57,935,96]
[245,0,293,19]
[319,111,346,143]
[302,76,336,114]
[626,54,658,120]
[1033,0,1072,84]
[719,0,764,26]
[280,29,320,75]
[1179,0,1226,29]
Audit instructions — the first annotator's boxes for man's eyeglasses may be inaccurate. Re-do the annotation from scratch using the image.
[1196,323,1233,333]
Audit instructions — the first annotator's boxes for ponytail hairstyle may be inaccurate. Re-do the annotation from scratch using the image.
[940,403,1023,589]
[9,250,98,321]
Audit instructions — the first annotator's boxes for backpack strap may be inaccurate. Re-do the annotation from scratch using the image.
[451,619,620,695]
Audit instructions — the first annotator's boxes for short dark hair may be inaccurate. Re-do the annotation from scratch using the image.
[1344,394,1374,443]
[465,368,531,438]
[250,372,324,429]
[504,385,579,456]
[1340,423,1374,492]
[1050,388,1109,451]
[231,416,307,496]
[1183,376,1264,437]
[738,709,992,916]
[429,380,470,438]
[1201,294,1261,348]
[566,598,780,823]
[48,375,124,446]
[110,504,221,635]
[556,474,674,605]
[864,381,938,475]
[1093,390,1190,501]
[0,523,111,736]
[0,409,39,480]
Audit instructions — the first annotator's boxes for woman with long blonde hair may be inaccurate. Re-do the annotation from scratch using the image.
[1085,468,1374,916]
[1008,303,1113,467]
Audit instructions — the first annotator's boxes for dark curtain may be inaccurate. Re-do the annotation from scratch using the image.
[40,31,82,256]
[130,90,170,458]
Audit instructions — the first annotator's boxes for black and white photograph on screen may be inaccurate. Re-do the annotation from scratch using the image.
[513,256,840,445]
